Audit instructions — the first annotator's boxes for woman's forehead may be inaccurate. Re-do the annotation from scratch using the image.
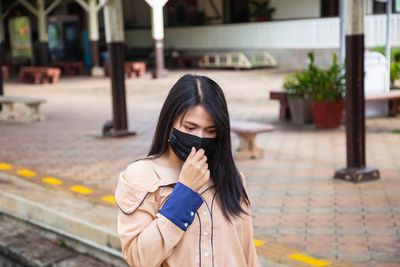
[179,106,215,126]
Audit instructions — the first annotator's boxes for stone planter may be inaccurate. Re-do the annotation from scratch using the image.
[287,97,313,124]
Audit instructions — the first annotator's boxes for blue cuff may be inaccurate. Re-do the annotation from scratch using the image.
[159,182,204,231]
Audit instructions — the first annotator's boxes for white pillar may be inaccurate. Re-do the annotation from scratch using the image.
[88,0,99,42]
[146,0,168,78]
[0,0,4,44]
[37,0,47,42]
[339,0,346,66]
[151,4,165,40]
[102,0,124,43]
[385,0,392,74]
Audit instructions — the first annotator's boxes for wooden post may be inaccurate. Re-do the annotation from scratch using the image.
[0,0,4,111]
[334,0,380,183]
[101,0,135,137]
[145,0,168,78]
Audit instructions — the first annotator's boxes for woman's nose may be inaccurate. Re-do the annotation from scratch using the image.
[193,129,204,138]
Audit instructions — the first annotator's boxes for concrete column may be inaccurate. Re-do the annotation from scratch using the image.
[334,0,380,183]
[74,0,103,75]
[37,0,49,66]
[101,0,135,137]
[146,0,168,78]
[88,0,100,72]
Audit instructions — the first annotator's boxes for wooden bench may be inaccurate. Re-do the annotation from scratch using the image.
[177,56,202,68]
[2,65,9,81]
[103,61,146,78]
[365,89,400,116]
[20,67,61,84]
[231,120,275,160]
[52,61,84,75]
[270,90,291,120]
[0,96,47,122]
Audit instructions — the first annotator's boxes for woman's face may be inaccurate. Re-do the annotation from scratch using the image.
[173,105,217,139]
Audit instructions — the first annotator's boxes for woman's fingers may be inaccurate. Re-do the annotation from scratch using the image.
[186,147,196,161]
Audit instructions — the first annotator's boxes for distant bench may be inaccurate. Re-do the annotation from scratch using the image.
[365,89,400,116]
[52,61,84,75]
[231,120,275,160]
[0,96,47,122]
[270,89,400,119]
[2,65,9,81]
[20,67,61,84]
[104,61,146,78]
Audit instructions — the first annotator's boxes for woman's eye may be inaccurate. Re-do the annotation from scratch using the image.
[208,130,216,134]
[185,126,195,130]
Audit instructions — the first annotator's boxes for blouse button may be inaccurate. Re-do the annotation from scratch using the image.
[203,232,208,236]
[190,211,194,216]
[203,211,207,215]
[183,222,188,228]
[204,252,209,257]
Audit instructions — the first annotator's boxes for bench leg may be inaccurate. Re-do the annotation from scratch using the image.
[235,134,264,160]
[23,103,45,122]
[0,103,20,120]
[389,100,399,116]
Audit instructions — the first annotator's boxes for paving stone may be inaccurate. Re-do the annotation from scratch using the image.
[306,227,336,235]
[371,252,400,263]
[338,252,372,263]
[4,232,76,267]
[52,254,112,267]
[336,227,366,235]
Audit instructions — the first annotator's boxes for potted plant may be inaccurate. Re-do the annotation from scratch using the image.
[250,0,276,22]
[283,70,313,124]
[308,52,346,129]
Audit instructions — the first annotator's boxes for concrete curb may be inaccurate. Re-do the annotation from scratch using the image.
[0,172,126,266]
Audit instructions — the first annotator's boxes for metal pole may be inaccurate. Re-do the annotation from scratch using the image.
[101,0,135,137]
[385,0,392,86]
[339,0,346,66]
[334,0,380,182]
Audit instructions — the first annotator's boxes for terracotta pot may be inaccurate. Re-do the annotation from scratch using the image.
[311,100,345,129]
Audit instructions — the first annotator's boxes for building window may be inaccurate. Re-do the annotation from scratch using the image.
[321,0,339,17]
[373,0,399,14]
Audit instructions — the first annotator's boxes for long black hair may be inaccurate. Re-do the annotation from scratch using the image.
[148,74,250,221]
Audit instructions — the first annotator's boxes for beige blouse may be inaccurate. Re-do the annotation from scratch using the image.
[115,159,260,267]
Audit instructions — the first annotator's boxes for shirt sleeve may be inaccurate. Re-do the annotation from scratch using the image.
[240,172,260,267]
[243,211,261,267]
[117,180,204,267]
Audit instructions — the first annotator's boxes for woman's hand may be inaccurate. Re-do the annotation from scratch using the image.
[178,147,210,192]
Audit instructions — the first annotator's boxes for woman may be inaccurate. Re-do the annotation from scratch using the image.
[115,74,259,267]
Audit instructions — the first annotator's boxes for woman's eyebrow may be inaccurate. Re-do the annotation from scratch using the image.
[184,121,216,128]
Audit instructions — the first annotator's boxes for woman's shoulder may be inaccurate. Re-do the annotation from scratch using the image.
[120,159,160,190]
[115,159,162,215]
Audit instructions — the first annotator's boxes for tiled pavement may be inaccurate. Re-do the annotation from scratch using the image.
[0,69,399,266]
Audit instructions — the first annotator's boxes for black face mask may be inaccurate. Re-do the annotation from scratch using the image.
[168,128,217,161]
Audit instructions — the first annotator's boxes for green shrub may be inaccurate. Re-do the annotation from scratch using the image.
[283,53,345,102]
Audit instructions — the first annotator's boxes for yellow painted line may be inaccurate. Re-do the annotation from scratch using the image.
[101,195,116,204]
[289,254,331,266]
[42,177,63,185]
[17,169,36,177]
[254,239,264,247]
[0,163,13,170]
[70,185,92,195]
